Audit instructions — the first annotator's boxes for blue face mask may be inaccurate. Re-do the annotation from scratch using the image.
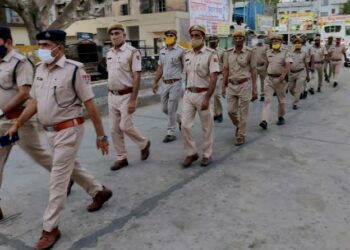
[257,39,264,45]
[0,45,8,59]
[35,47,58,64]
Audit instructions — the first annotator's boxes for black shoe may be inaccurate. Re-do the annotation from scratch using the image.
[273,92,276,96]
[300,93,304,99]
[259,120,268,130]
[293,104,298,110]
[67,180,74,196]
[0,207,3,220]
[333,81,338,88]
[178,121,182,131]
[317,87,321,92]
[304,91,308,99]
[216,114,223,123]
[163,135,176,143]
[309,88,314,95]
[260,96,265,102]
[276,117,285,126]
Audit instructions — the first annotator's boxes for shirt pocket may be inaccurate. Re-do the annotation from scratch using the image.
[237,54,249,68]
[171,56,181,67]
[117,56,131,72]
[0,69,14,90]
[52,80,77,108]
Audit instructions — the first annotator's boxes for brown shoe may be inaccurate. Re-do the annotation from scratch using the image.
[141,141,151,161]
[200,157,212,167]
[0,207,3,220]
[235,137,245,146]
[182,153,199,168]
[34,227,61,250]
[87,186,113,212]
[67,180,74,196]
[110,159,129,171]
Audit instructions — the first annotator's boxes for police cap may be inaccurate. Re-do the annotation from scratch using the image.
[208,34,219,41]
[107,23,125,34]
[271,34,283,41]
[294,36,303,43]
[189,25,206,35]
[233,30,245,37]
[36,30,66,42]
[164,30,177,36]
[0,27,12,40]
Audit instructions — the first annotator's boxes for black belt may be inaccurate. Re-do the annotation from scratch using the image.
[186,87,208,93]
[314,61,324,64]
[229,78,249,85]
[163,79,180,84]
[268,74,281,78]
[290,68,304,73]
[109,88,133,95]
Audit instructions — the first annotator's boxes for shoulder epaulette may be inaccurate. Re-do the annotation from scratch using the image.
[12,52,26,62]
[226,47,234,52]
[66,59,84,68]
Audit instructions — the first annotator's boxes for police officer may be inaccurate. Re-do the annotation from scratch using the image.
[259,34,292,130]
[106,23,150,171]
[152,29,184,143]
[253,32,268,102]
[310,36,327,92]
[324,36,334,83]
[300,34,312,98]
[208,34,225,122]
[223,30,257,146]
[6,29,112,250]
[329,37,347,88]
[182,25,220,167]
[288,37,310,110]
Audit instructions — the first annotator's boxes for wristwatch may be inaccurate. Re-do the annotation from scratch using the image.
[0,109,4,119]
[97,135,108,142]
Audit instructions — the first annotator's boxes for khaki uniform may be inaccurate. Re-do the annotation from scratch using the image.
[158,45,184,135]
[301,45,311,91]
[310,46,327,88]
[107,43,148,161]
[213,47,225,116]
[30,56,103,232]
[253,44,268,97]
[0,49,52,187]
[262,49,293,121]
[324,43,333,79]
[182,46,220,158]
[329,45,346,83]
[288,49,309,105]
[224,47,256,139]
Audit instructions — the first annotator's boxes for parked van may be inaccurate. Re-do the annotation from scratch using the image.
[320,22,350,47]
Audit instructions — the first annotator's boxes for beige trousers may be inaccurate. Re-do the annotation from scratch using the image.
[161,81,182,135]
[214,74,223,116]
[181,91,214,158]
[262,76,287,121]
[43,125,102,232]
[324,60,331,78]
[0,120,52,187]
[108,93,148,161]
[226,80,251,138]
[330,61,342,83]
[289,70,306,105]
[312,63,324,88]
[257,68,267,97]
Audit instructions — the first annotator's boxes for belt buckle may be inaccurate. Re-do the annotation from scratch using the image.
[233,80,239,85]
[112,90,120,95]
[45,126,55,132]
[189,87,197,93]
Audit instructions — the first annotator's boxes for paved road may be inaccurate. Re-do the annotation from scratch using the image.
[1,68,350,250]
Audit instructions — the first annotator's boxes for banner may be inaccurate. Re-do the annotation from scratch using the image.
[277,12,315,32]
[256,15,273,33]
[189,0,231,35]
[318,15,350,27]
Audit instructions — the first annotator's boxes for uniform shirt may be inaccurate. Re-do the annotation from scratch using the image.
[0,49,33,110]
[301,45,311,62]
[289,49,309,71]
[30,56,94,126]
[214,47,225,72]
[106,43,142,90]
[158,44,184,80]
[183,46,220,88]
[329,45,346,61]
[253,44,268,70]
[223,47,256,80]
[265,49,293,75]
[311,46,327,62]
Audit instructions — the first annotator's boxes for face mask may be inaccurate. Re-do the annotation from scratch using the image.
[165,37,175,45]
[209,41,217,49]
[272,43,280,50]
[191,38,203,49]
[0,45,8,59]
[258,39,264,44]
[36,47,58,64]
[294,44,302,49]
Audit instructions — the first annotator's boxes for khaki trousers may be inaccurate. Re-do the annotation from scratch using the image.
[257,68,267,97]
[161,81,182,135]
[330,61,342,83]
[108,93,148,161]
[43,125,102,232]
[214,74,223,116]
[226,80,251,138]
[262,76,287,121]
[0,120,52,187]
[181,91,214,158]
[312,64,324,88]
[289,70,306,105]
[324,60,331,78]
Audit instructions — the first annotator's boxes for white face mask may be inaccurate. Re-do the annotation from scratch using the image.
[36,46,58,64]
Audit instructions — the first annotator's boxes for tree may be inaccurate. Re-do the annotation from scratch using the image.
[0,0,107,44]
[342,0,350,14]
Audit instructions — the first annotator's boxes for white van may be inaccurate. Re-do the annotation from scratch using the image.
[320,22,350,47]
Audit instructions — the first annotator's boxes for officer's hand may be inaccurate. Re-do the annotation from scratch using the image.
[152,83,158,94]
[128,100,136,114]
[306,75,310,82]
[222,85,227,98]
[201,97,210,111]
[5,124,18,141]
[96,140,109,155]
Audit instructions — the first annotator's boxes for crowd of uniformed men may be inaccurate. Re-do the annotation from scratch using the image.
[0,22,347,249]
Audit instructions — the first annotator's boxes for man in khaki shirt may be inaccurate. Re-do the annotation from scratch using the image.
[329,37,347,88]
[208,35,225,123]
[259,34,292,130]
[288,37,310,110]
[223,31,257,146]
[182,25,220,168]
[7,29,112,250]
[324,36,334,83]
[152,29,184,143]
[310,36,327,92]
[253,32,268,102]
[107,23,150,171]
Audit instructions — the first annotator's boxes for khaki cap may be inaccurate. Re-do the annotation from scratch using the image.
[208,34,219,40]
[233,30,245,37]
[164,30,177,36]
[294,36,303,43]
[271,34,283,41]
[257,31,266,38]
[107,23,125,34]
[189,25,206,35]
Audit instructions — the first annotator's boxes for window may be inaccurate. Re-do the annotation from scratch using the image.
[346,26,350,36]
[332,8,336,14]
[154,0,166,13]
[324,25,341,33]
[121,4,129,15]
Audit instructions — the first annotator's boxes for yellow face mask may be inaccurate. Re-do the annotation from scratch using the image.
[272,43,281,50]
[165,37,176,45]
[295,44,302,49]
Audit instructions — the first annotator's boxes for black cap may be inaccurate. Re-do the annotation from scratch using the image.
[0,27,12,40]
[36,29,66,42]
